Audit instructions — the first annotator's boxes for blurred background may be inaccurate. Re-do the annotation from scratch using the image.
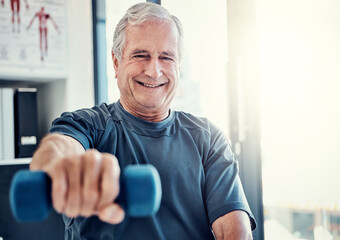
[1,0,339,239]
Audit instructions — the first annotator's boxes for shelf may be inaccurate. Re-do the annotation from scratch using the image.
[0,158,31,165]
[0,0,94,165]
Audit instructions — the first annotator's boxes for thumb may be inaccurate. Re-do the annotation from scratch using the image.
[98,203,125,224]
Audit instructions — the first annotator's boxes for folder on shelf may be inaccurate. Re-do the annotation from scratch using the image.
[0,88,15,160]
[14,88,38,158]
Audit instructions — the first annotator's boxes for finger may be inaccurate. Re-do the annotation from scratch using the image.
[64,155,82,217]
[97,154,121,209]
[47,159,67,213]
[98,203,125,224]
[80,149,101,217]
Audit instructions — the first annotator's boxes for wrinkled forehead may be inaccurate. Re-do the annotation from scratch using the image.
[124,20,180,57]
[126,18,179,38]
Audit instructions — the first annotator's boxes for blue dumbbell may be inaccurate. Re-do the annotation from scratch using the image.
[10,164,162,222]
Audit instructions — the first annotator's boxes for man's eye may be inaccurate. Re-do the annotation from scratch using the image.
[160,56,174,61]
[133,55,149,59]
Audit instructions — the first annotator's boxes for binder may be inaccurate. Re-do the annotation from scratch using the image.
[14,88,38,158]
[1,88,15,159]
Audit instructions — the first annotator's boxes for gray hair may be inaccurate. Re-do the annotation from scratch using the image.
[112,2,184,63]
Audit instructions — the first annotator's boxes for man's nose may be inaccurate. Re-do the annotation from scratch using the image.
[145,58,162,79]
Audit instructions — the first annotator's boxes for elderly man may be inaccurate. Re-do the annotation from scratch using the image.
[30,2,256,239]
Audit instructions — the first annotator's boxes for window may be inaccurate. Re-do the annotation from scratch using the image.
[258,1,340,239]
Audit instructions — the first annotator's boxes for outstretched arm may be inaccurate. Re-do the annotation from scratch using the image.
[49,15,60,34]
[27,14,37,30]
[212,210,253,240]
[30,133,125,224]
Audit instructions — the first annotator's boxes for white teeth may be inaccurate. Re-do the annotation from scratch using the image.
[142,83,160,88]
[136,80,165,88]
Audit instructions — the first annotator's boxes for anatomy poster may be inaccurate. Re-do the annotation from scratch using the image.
[0,0,67,79]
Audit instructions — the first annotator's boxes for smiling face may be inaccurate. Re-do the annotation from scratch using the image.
[112,20,180,122]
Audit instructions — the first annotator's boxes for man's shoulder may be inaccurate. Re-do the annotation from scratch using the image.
[174,111,226,141]
[54,102,117,131]
[64,103,111,120]
[174,111,213,135]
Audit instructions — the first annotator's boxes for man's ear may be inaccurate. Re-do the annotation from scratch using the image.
[112,51,119,78]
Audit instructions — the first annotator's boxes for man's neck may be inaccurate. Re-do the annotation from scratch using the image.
[119,101,170,122]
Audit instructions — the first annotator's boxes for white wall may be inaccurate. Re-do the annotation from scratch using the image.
[38,0,95,138]
[65,0,95,112]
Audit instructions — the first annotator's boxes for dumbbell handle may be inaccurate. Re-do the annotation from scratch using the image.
[10,164,162,222]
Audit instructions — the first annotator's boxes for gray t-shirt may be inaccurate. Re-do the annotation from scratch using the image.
[49,101,256,240]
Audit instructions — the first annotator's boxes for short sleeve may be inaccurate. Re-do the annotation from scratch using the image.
[203,123,256,230]
[49,106,108,150]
